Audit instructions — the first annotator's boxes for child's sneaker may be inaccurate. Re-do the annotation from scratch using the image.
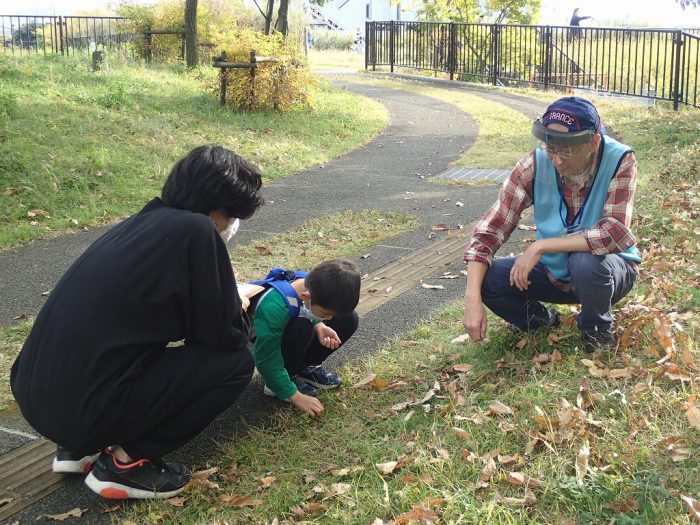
[298,365,342,389]
[52,446,101,474]
[84,449,191,499]
[263,377,319,399]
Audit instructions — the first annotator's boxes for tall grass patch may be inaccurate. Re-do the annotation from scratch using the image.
[0,54,387,248]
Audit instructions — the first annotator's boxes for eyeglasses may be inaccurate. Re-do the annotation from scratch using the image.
[539,142,587,160]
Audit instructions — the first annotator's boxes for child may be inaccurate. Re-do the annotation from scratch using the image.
[250,259,361,417]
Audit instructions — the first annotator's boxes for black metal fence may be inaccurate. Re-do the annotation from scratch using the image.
[1,15,132,55]
[366,21,700,110]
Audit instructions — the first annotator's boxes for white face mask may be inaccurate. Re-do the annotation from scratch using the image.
[220,218,240,243]
[299,304,328,323]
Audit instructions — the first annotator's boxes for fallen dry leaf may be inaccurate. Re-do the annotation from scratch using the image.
[683,398,700,429]
[219,494,263,507]
[453,363,473,373]
[330,465,365,477]
[660,436,691,462]
[38,508,88,521]
[421,283,445,290]
[165,496,187,507]
[450,334,470,345]
[681,495,700,523]
[452,427,471,440]
[603,499,640,513]
[259,475,277,488]
[497,454,523,466]
[517,224,537,231]
[254,246,273,256]
[576,437,590,486]
[351,374,377,388]
[533,353,552,364]
[487,400,515,416]
[395,506,439,524]
[290,501,327,516]
[498,421,517,432]
[494,489,537,506]
[505,472,543,488]
[375,461,399,475]
[321,482,351,500]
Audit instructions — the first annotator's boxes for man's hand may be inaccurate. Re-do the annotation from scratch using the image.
[315,323,341,350]
[463,297,487,341]
[510,241,543,291]
[463,260,489,342]
[289,391,324,417]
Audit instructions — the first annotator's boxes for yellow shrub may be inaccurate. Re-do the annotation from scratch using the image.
[213,28,315,112]
[117,0,213,62]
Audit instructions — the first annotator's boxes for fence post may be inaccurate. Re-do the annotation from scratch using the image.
[248,49,257,110]
[491,23,500,86]
[672,30,684,111]
[219,51,227,106]
[58,16,64,56]
[449,22,456,80]
[180,32,186,61]
[371,22,377,71]
[365,20,369,70]
[542,26,552,90]
[145,25,152,63]
[390,20,395,73]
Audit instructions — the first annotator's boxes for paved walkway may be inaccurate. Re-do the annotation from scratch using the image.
[0,76,548,524]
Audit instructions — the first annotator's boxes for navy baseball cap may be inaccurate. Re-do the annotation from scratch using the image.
[541,97,601,132]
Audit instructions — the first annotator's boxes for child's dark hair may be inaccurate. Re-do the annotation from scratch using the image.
[305,259,361,316]
[161,145,264,220]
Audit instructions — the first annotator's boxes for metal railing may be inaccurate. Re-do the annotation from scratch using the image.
[1,15,132,55]
[366,21,700,110]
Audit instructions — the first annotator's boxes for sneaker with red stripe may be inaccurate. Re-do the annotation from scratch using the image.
[84,449,191,499]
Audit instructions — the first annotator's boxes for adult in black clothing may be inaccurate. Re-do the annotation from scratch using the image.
[568,8,592,42]
[11,145,264,499]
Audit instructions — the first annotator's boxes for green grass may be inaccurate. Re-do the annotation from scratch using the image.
[0,53,387,248]
[230,210,418,282]
[116,82,700,524]
[307,50,366,72]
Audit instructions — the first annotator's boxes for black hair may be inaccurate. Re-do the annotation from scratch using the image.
[161,145,264,220]
[305,258,361,316]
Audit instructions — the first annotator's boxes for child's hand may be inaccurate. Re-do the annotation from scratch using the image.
[289,391,324,417]
[315,323,341,350]
[240,296,250,311]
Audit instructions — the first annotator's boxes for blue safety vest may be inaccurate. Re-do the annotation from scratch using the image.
[249,268,308,318]
[533,135,642,282]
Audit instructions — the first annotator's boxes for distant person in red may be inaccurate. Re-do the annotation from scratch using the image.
[568,8,592,42]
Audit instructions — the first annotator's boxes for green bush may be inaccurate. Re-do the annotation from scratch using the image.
[311,29,354,51]
[213,28,315,112]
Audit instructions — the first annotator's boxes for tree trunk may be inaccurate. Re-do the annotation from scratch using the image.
[264,0,275,35]
[275,0,289,36]
[184,0,198,66]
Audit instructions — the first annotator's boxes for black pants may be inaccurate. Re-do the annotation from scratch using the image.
[42,344,254,461]
[280,312,359,377]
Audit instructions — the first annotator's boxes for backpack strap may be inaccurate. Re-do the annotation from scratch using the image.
[250,268,309,318]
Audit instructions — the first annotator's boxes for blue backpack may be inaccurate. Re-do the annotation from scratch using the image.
[250,268,308,319]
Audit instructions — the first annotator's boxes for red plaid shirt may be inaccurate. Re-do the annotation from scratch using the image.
[464,147,638,287]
